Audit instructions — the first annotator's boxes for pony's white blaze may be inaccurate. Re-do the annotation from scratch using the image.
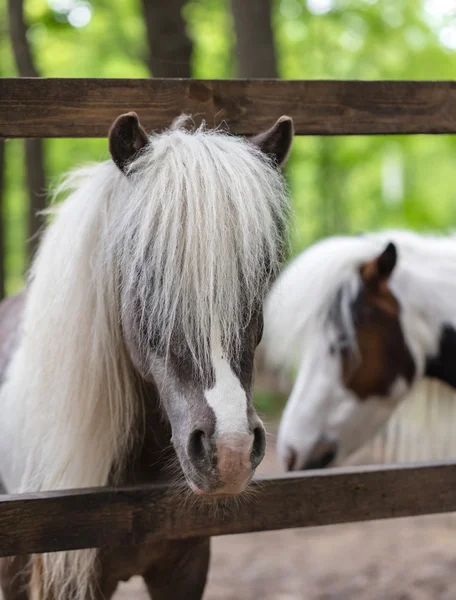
[205,329,249,437]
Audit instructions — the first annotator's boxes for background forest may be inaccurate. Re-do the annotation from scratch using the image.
[1,0,455,297]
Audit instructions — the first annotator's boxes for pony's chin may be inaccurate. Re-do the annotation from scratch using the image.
[188,480,228,498]
[187,478,249,499]
[188,480,209,496]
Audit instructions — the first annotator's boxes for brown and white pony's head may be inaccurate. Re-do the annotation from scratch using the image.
[263,232,456,471]
[108,113,294,496]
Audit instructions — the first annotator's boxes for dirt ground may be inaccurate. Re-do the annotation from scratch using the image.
[114,430,456,600]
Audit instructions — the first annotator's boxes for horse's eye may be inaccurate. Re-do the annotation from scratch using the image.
[336,333,351,351]
[329,344,336,356]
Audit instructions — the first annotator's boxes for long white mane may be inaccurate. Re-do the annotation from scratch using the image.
[263,230,456,372]
[0,121,288,599]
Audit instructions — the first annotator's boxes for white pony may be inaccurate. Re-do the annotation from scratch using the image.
[262,231,456,470]
[0,112,293,600]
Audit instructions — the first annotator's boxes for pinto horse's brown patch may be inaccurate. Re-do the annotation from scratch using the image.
[341,243,415,400]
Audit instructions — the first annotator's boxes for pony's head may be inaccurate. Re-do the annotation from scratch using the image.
[261,233,449,471]
[109,112,293,495]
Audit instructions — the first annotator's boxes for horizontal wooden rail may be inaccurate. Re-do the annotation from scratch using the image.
[0,461,456,557]
[1,79,455,138]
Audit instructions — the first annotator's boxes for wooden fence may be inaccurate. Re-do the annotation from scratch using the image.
[0,78,455,558]
[1,79,455,138]
[2,462,456,557]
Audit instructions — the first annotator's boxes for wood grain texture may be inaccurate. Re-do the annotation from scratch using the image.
[1,79,456,138]
[1,461,456,557]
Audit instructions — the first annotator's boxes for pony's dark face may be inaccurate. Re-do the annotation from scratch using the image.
[130,309,266,497]
[278,243,417,471]
[110,111,294,496]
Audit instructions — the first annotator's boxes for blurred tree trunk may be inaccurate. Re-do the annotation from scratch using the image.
[231,0,280,390]
[231,0,277,78]
[0,140,5,299]
[8,0,46,263]
[141,0,192,77]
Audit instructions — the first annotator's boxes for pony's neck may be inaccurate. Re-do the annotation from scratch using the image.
[425,325,456,390]
[120,378,175,486]
[393,262,456,391]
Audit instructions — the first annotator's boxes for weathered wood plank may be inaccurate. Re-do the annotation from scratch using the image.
[1,79,455,138]
[0,461,456,557]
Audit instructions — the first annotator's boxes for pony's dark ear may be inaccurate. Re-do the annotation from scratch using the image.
[361,242,397,285]
[108,112,149,173]
[251,116,294,167]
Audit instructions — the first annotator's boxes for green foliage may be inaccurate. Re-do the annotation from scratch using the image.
[1,0,455,297]
[254,388,289,419]
[184,0,235,77]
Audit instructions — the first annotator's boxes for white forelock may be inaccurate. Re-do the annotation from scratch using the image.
[119,120,289,369]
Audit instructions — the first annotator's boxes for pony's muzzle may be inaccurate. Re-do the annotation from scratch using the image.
[215,430,264,493]
[187,425,266,495]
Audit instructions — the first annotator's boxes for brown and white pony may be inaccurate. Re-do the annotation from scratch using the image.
[0,112,294,599]
[262,231,456,471]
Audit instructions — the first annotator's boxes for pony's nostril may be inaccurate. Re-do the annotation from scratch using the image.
[320,448,337,468]
[304,446,338,470]
[251,426,266,468]
[285,447,297,471]
[188,429,208,463]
